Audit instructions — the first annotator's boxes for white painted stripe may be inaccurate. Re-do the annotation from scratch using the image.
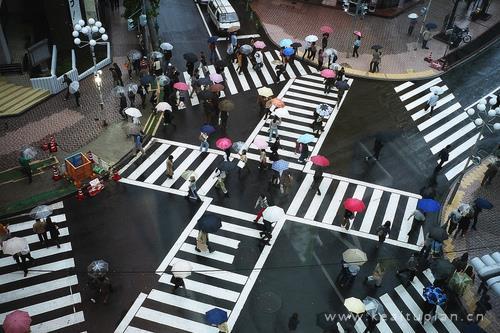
[411,94,455,121]
[0,258,75,285]
[30,311,85,333]
[264,51,285,82]
[376,319,393,333]
[430,122,476,154]
[179,153,219,191]
[114,293,148,333]
[303,73,324,81]
[352,185,366,200]
[0,242,72,268]
[405,86,449,111]
[208,65,226,97]
[308,65,319,73]
[289,84,333,97]
[223,66,238,95]
[128,144,169,180]
[8,213,66,233]
[254,135,297,149]
[15,228,69,248]
[293,60,308,76]
[246,61,262,88]
[445,157,472,180]
[444,133,481,165]
[264,118,313,133]
[148,289,230,315]
[395,285,438,332]
[161,149,200,186]
[124,326,154,333]
[260,126,318,140]
[304,178,332,220]
[294,78,328,89]
[221,221,261,238]
[259,60,275,85]
[183,71,200,106]
[381,194,400,229]
[0,275,78,304]
[394,81,414,93]
[274,50,296,78]
[172,258,247,285]
[180,243,234,264]
[189,229,240,249]
[359,189,383,233]
[206,204,256,222]
[160,273,239,302]
[417,103,461,131]
[217,34,260,41]
[145,146,186,184]
[287,174,314,215]
[135,307,218,332]
[322,181,349,224]
[280,113,318,124]
[423,112,468,142]
[286,90,336,104]
[229,63,250,92]
[197,169,219,196]
[286,105,316,116]
[119,139,157,174]
[400,77,442,101]
[397,197,419,242]
[379,293,416,333]
[282,97,321,109]
[0,293,81,322]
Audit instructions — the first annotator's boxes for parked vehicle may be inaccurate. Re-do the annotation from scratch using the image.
[207,0,240,32]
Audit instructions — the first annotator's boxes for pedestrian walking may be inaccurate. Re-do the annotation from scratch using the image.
[33,218,48,246]
[302,40,311,60]
[166,155,174,179]
[275,64,286,82]
[435,145,451,172]
[138,85,147,107]
[254,194,269,222]
[338,263,360,287]
[128,88,136,107]
[254,50,263,71]
[453,214,471,238]
[171,275,185,291]
[365,138,384,161]
[280,171,293,195]
[185,176,201,202]
[134,131,145,156]
[199,132,209,152]
[45,217,60,248]
[310,168,323,195]
[269,137,280,161]
[323,77,335,95]
[214,169,230,198]
[421,299,438,324]
[352,36,361,57]
[19,153,32,184]
[446,209,461,235]
[408,18,417,36]
[342,209,354,230]
[259,149,267,170]
[288,313,299,331]
[426,91,440,116]
[317,48,324,70]
[298,143,309,163]
[321,33,329,50]
[452,252,469,273]
[407,209,426,237]
[125,56,133,79]
[89,275,113,304]
[481,162,498,186]
[397,253,419,286]
[307,42,317,60]
[163,110,176,128]
[13,247,35,277]
[196,230,213,252]
[220,111,229,133]
[63,74,72,100]
[268,116,280,141]
[369,49,381,73]
[119,93,127,119]
[113,62,124,86]
[312,115,324,136]
[74,90,81,107]
[336,66,345,82]
[473,294,492,323]
[422,29,432,49]
[376,221,391,248]
[236,52,243,74]
[239,150,249,176]
[363,313,380,333]
[471,200,483,230]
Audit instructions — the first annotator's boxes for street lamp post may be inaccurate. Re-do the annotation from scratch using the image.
[448,96,500,204]
[73,18,109,126]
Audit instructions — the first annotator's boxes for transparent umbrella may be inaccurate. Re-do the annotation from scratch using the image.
[87,259,109,278]
[126,83,138,94]
[21,146,37,159]
[111,86,125,97]
[30,205,53,219]
[128,49,142,60]
[69,81,79,94]
[363,297,385,316]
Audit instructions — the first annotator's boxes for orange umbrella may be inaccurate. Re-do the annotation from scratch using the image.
[270,98,285,108]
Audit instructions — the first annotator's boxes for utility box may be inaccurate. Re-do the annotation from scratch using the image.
[65,153,93,187]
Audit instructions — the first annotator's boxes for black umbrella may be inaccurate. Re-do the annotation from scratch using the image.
[214,59,226,68]
[197,213,222,233]
[218,161,236,172]
[428,225,449,242]
[183,52,198,62]
[335,80,350,90]
[425,22,438,30]
[140,75,154,86]
[197,77,212,86]
[87,260,109,278]
[430,258,455,280]
[291,42,302,48]
[219,99,235,112]
[198,90,216,101]
[316,312,337,329]
[371,45,383,50]
[207,36,219,44]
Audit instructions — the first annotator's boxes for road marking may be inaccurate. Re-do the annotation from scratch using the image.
[0,275,79,304]
[285,90,336,104]
[128,144,169,180]
[30,312,85,333]
[207,65,226,97]
[322,181,349,224]
[223,66,238,95]
[0,258,75,286]
[287,174,314,215]
[221,221,261,238]
[411,94,455,121]
[148,289,230,314]
[135,307,218,333]
[395,285,438,332]
[359,189,383,233]
[217,34,260,41]
[161,149,200,186]
[228,63,249,91]
[397,197,419,242]
[179,153,218,191]
[274,50,296,79]
[400,77,441,101]
[189,229,240,249]
[381,193,400,230]
[183,71,199,106]
[430,122,476,154]
[379,293,416,333]
[8,213,66,233]
[172,258,248,285]
[0,242,72,268]
[206,204,257,221]
[405,86,449,111]
[394,81,414,93]
[246,61,262,88]
[114,293,148,333]
[423,112,468,142]
[282,97,321,109]
[195,3,221,60]
[445,157,473,180]
[417,102,462,131]
[264,51,284,82]
[304,178,332,220]
[180,243,234,264]
[443,133,481,165]
[145,146,186,184]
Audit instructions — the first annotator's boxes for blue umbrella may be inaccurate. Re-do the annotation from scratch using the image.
[474,198,493,209]
[197,77,213,86]
[207,36,219,44]
[205,308,228,325]
[417,198,441,213]
[297,133,315,144]
[425,22,438,30]
[218,161,235,172]
[283,47,295,56]
[272,159,289,173]
[200,124,216,134]
[279,38,293,48]
[140,75,154,86]
[423,286,447,305]
[197,213,222,233]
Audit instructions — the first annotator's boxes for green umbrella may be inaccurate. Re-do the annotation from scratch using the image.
[448,272,473,296]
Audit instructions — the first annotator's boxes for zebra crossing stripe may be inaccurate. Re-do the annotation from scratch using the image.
[286,90,336,104]
[405,86,449,111]
[445,157,473,180]
[394,81,414,93]
[430,122,476,154]
[228,63,250,91]
[30,312,85,333]
[0,243,72,268]
[274,50,296,79]
[417,102,461,131]
[115,293,148,333]
[0,258,75,286]
[258,59,275,85]
[395,285,439,333]
[411,94,455,121]
[124,327,154,333]
[172,258,248,285]
[423,112,468,142]
[289,84,332,96]
[379,293,416,333]
[180,243,235,264]
[223,66,239,94]
[183,71,199,107]
[282,97,321,109]
[221,221,261,238]
[293,78,326,89]
[135,307,219,333]
[189,229,240,249]
[304,178,333,220]
[397,197,419,242]
[206,204,257,221]
[161,149,201,186]
[0,275,79,304]
[285,105,316,117]
[400,77,442,101]
[128,144,170,180]
[20,228,69,248]
[160,273,239,302]
[145,146,186,184]
[381,193,400,230]
[264,119,313,133]
[8,214,66,233]
[264,52,285,82]
[322,181,349,224]
[359,189,383,233]
[148,289,231,315]
[179,153,219,191]
[246,61,262,88]
[287,174,314,215]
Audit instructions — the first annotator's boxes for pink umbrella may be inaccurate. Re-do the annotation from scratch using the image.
[252,138,268,149]
[320,69,336,79]
[343,198,366,213]
[3,310,31,333]
[209,73,224,84]
[173,82,189,91]
[354,31,362,37]
[320,25,333,34]
[311,155,330,167]
[254,41,266,49]
[216,137,233,150]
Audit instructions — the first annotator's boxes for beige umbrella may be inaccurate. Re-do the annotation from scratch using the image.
[172,260,192,278]
[342,249,368,266]
[257,87,273,98]
[344,297,365,314]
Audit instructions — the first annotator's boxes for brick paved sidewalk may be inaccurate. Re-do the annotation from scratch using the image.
[441,156,500,330]
[252,0,499,77]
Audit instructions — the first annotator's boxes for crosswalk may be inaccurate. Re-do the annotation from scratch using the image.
[287,173,425,245]
[0,201,86,332]
[394,79,481,180]
[118,204,266,332]
[183,50,319,106]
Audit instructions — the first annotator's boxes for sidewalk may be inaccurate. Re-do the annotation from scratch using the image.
[441,155,500,330]
[252,0,500,80]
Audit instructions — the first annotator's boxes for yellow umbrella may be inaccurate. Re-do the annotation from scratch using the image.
[342,249,367,266]
[257,87,274,98]
[344,297,365,314]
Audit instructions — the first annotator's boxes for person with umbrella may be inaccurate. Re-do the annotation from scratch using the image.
[8,239,35,277]
[133,130,145,156]
[407,13,418,36]
[298,142,309,164]
[18,151,33,184]
[323,75,335,95]
[454,212,471,239]
[471,199,484,230]
[137,84,147,107]
[238,149,249,176]
[317,48,324,70]
[421,286,446,324]
[254,48,263,71]
[281,171,293,195]
[254,193,269,222]
[32,218,48,247]
[481,161,498,186]
[446,208,461,235]
[369,47,382,73]
[310,168,323,196]
[397,253,419,286]
[119,92,128,120]
[2,310,32,333]
[352,35,361,58]
[375,221,391,248]
[406,209,426,238]
[342,208,354,230]
[269,137,281,162]
[275,64,286,82]
[268,116,281,141]
[321,33,329,50]
[452,252,469,272]
[213,168,229,198]
[128,86,136,107]
[422,27,432,49]
[308,42,317,60]
[426,90,440,117]
[199,131,209,152]
[185,175,201,202]
[45,216,60,248]
[196,229,213,253]
[62,74,72,101]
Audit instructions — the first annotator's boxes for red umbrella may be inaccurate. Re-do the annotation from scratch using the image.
[320,25,333,34]
[173,82,189,91]
[343,198,366,212]
[311,155,330,167]
[3,310,31,333]
[320,69,336,79]
[209,84,225,92]
[354,31,362,37]
[216,137,233,150]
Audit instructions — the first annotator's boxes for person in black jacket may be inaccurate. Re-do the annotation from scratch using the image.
[119,93,127,119]
[45,217,60,248]
[63,74,72,100]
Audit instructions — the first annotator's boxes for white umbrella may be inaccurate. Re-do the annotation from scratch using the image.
[430,86,445,95]
[273,107,290,118]
[69,81,79,94]
[330,63,342,70]
[408,13,418,19]
[342,249,368,265]
[305,35,318,43]
[344,297,366,314]
[324,48,337,56]
[125,107,142,118]
[156,102,172,112]
[112,86,125,97]
[2,237,29,255]
[262,206,285,222]
[172,260,192,278]
[257,87,273,98]
[160,42,173,51]
[30,205,53,219]
[126,83,138,94]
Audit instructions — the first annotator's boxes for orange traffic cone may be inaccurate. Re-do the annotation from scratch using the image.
[52,165,62,181]
[111,169,122,181]
[49,135,57,153]
[76,187,85,200]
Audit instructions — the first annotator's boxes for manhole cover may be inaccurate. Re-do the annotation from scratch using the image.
[255,291,282,313]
